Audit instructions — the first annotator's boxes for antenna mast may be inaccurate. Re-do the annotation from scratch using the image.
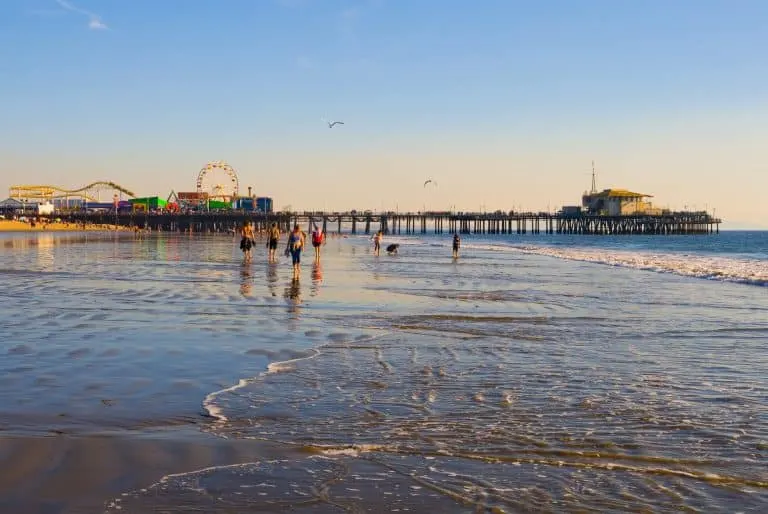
[590,160,597,194]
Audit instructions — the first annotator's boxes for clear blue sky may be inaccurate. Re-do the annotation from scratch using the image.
[2,0,766,227]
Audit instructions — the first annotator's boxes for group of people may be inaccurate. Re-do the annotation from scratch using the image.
[240,223,463,278]
[240,222,326,278]
[370,230,462,258]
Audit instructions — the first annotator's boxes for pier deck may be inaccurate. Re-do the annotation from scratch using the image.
[57,211,721,235]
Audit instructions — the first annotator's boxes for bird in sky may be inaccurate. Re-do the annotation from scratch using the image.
[322,116,344,129]
[424,179,437,187]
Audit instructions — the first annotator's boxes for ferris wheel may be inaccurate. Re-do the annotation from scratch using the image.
[196,160,239,200]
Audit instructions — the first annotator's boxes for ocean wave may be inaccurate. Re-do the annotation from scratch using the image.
[359,234,767,286]
[505,245,768,287]
[350,232,768,286]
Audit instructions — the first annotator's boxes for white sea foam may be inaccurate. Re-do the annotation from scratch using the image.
[508,244,768,287]
[317,444,386,457]
[202,332,390,425]
[368,234,767,286]
[202,378,253,422]
[203,349,321,422]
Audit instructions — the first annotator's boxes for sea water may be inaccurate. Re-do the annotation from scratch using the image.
[1,230,766,512]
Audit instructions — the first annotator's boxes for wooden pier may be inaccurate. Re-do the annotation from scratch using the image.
[57,211,721,236]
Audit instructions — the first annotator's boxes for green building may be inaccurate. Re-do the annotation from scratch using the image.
[208,199,232,210]
[129,196,167,211]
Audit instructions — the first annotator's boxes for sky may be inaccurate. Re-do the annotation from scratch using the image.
[1,0,767,228]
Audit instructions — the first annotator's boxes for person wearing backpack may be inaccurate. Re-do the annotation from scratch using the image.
[311,225,325,262]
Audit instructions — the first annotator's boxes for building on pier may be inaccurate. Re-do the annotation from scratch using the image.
[129,196,167,212]
[581,189,662,216]
[176,192,208,210]
[579,162,663,216]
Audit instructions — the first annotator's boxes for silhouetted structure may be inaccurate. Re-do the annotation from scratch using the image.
[55,210,721,236]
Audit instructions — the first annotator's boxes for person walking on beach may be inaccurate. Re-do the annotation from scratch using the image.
[240,221,255,262]
[452,233,461,259]
[311,224,325,262]
[285,224,306,279]
[372,230,383,256]
[266,222,280,262]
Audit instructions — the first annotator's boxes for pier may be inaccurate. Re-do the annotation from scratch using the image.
[57,211,721,235]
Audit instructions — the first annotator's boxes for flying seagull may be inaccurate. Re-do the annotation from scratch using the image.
[423,179,437,187]
[327,120,344,128]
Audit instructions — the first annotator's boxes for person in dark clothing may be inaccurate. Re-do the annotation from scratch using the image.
[240,221,255,262]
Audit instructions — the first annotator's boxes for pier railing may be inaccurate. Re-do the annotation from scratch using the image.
[54,210,722,235]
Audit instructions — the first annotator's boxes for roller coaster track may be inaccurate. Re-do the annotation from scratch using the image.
[9,182,136,202]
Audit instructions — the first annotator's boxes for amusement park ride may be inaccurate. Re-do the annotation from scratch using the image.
[197,160,239,200]
[171,161,242,210]
[7,160,269,212]
[8,181,135,204]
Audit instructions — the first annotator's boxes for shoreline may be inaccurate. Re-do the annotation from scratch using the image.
[0,219,130,232]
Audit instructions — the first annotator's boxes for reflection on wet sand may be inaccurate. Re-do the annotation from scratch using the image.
[310,262,323,297]
[284,278,302,304]
[266,262,278,297]
[238,263,253,297]
[283,278,303,322]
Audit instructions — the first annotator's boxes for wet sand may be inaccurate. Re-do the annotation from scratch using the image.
[0,427,284,514]
[1,232,766,512]
[0,220,127,232]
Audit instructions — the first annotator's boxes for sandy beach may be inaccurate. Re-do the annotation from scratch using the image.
[0,428,289,514]
[0,219,129,232]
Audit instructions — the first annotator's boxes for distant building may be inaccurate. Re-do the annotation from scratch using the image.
[582,189,661,216]
[53,198,83,209]
[81,201,131,212]
[0,198,28,214]
[0,198,54,215]
[578,162,662,216]
[37,202,54,215]
[176,192,208,210]
[560,205,582,217]
[256,197,273,213]
[129,197,167,212]
[234,197,255,211]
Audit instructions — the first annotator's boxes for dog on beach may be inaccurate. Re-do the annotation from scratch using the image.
[386,243,399,255]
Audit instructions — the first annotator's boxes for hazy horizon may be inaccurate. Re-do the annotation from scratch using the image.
[2,0,766,229]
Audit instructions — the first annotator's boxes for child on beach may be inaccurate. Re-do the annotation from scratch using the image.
[372,231,383,256]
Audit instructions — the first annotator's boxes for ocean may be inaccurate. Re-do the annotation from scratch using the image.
[0,230,766,513]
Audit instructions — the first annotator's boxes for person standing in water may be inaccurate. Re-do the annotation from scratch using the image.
[452,232,461,259]
[372,230,383,256]
[240,221,255,262]
[311,224,325,262]
[286,224,306,279]
[266,222,280,262]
